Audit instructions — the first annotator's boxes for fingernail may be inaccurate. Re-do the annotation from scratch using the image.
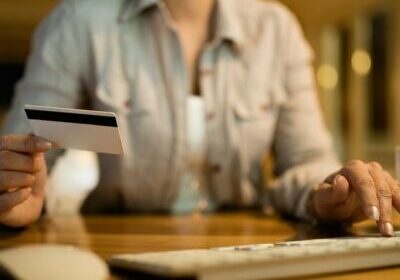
[36,140,52,150]
[384,222,394,236]
[368,206,380,221]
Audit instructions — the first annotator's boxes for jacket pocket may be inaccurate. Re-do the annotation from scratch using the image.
[233,85,287,121]
[93,82,131,116]
[232,85,287,182]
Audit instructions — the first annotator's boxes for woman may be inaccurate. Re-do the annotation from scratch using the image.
[0,0,399,236]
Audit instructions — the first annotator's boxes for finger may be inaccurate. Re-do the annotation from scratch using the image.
[0,135,52,153]
[342,160,380,221]
[0,187,32,213]
[318,175,351,205]
[332,175,351,202]
[323,170,340,184]
[385,172,400,214]
[0,171,36,192]
[333,191,361,222]
[368,162,393,236]
[314,179,357,222]
[0,151,43,173]
[32,153,46,173]
[393,181,400,213]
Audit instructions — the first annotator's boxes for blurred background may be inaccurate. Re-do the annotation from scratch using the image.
[0,0,399,213]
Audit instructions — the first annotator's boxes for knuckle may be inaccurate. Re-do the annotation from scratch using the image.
[12,191,22,202]
[0,135,12,150]
[1,197,13,211]
[369,161,382,170]
[377,188,392,199]
[347,159,363,167]
[342,166,354,175]
[31,155,42,173]
[18,173,31,185]
[354,178,375,188]
[26,174,36,185]
[4,192,21,209]
[0,151,8,169]
[0,172,9,188]
[23,137,35,151]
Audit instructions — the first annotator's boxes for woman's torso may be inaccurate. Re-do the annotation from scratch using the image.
[80,0,299,212]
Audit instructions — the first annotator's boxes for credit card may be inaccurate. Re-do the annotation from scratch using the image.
[24,105,125,155]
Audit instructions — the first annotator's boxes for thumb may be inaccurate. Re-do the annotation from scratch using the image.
[332,175,351,203]
[316,175,351,206]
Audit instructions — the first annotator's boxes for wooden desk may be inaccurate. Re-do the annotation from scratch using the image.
[0,211,399,279]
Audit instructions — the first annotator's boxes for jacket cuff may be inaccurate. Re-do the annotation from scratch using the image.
[295,184,318,225]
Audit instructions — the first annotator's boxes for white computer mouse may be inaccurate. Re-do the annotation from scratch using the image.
[0,244,109,280]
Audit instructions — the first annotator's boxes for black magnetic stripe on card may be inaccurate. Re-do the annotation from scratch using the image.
[25,109,118,127]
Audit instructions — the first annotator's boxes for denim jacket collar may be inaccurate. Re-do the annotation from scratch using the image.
[119,0,245,52]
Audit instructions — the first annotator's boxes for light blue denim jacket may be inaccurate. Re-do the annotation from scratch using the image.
[2,0,341,219]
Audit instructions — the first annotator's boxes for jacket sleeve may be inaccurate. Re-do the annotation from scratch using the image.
[268,11,341,221]
[1,0,89,169]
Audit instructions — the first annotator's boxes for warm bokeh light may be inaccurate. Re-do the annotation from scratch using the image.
[351,49,372,76]
[317,64,338,90]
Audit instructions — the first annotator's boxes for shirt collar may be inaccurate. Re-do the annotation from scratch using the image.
[214,0,245,52]
[119,0,245,52]
[119,0,158,21]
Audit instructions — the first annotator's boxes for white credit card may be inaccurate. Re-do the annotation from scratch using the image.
[24,105,125,155]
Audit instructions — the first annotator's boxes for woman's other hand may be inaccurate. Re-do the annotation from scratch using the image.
[310,160,400,236]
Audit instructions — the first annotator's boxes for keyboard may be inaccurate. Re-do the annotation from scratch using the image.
[109,233,400,280]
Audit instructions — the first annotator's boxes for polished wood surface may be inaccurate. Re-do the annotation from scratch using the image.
[0,211,399,279]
